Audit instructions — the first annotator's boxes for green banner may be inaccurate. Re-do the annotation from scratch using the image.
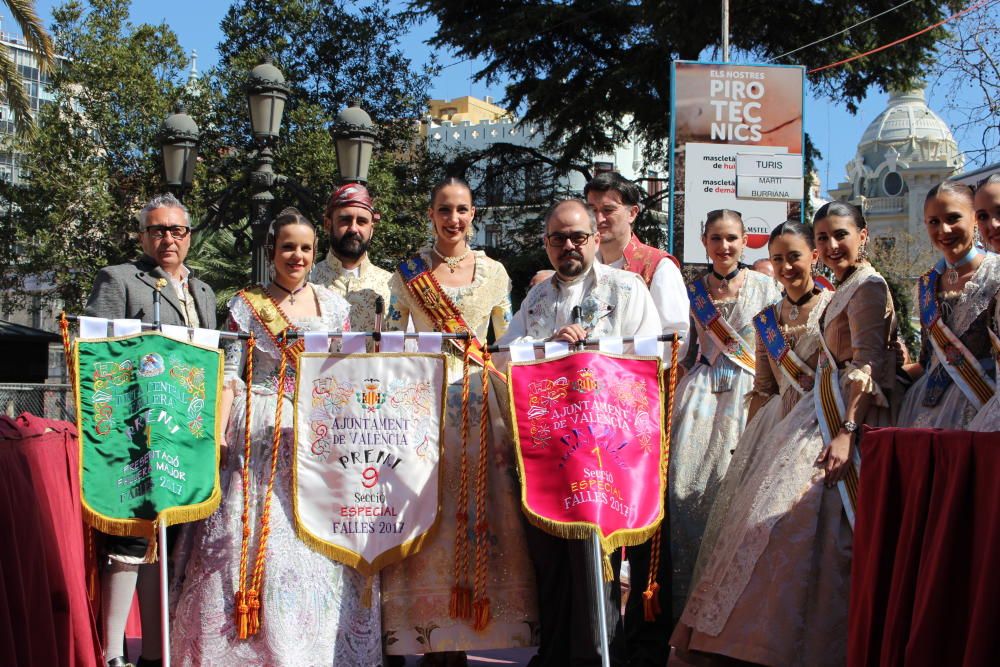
[75,332,223,537]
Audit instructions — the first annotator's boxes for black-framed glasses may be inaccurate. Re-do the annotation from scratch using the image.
[545,232,593,248]
[144,225,191,240]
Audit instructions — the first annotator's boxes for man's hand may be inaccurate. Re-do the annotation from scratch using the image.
[552,324,588,344]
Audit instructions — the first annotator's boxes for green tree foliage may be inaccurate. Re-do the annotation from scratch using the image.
[1,0,442,312]
[0,0,54,135]
[0,0,187,310]
[190,0,442,290]
[414,0,960,166]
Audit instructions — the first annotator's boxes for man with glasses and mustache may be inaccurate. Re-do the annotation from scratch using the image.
[312,182,391,332]
[84,193,216,667]
[498,198,659,667]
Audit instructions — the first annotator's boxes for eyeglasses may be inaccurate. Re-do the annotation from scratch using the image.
[545,232,594,248]
[144,225,191,240]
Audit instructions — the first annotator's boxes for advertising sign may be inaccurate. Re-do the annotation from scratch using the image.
[669,61,806,263]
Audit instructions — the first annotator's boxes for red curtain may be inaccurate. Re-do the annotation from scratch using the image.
[849,427,1000,667]
[0,413,102,667]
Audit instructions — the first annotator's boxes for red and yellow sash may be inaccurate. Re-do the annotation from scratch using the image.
[814,333,861,530]
[918,270,996,409]
[237,286,303,360]
[398,256,505,382]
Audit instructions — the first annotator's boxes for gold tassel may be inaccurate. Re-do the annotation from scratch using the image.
[235,590,249,639]
[602,551,614,583]
[642,582,661,622]
[246,589,261,636]
[472,597,492,631]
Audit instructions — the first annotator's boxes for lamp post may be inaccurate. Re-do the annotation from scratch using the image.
[162,60,378,285]
[159,105,200,196]
[245,60,290,283]
[331,100,376,184]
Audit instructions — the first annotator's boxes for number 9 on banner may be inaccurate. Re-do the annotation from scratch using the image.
[361,466,379,488]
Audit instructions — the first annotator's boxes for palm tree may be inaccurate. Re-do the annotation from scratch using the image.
[0,0,54,136]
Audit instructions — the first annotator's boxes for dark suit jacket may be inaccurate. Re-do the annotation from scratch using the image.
[84,255,217,329]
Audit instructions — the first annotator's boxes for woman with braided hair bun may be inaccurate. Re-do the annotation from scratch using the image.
[170,209,381,665]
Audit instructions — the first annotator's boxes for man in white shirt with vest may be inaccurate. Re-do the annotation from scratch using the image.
[499,198,659,667]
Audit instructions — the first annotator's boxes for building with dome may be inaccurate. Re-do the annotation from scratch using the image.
[828,88,964,254]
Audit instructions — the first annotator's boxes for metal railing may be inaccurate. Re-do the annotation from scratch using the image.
[0,383,74,421]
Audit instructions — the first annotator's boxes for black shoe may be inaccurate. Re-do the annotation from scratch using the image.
[106,658,134,667]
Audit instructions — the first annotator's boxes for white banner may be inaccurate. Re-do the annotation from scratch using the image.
[293,352,447,575]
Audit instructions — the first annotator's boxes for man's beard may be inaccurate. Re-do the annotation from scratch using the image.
[557,251,587,278]
[331,232,369,260]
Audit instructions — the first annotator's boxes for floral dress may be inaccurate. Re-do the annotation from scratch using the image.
[898,253,1000,429]
[171,284,382,666]
[668,269,781,615]
[380,250,539,655]
[673,265,899,667]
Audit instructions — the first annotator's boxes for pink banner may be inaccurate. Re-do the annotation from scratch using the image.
[508,351,665,549]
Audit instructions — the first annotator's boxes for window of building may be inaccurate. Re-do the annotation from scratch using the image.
[882,171,905,197]
[593,161,614,174]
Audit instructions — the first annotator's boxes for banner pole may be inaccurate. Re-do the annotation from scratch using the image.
[590,530,611,667]
[159,520,171,667]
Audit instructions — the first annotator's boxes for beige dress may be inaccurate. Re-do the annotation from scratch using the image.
[692,289,832,587]
[380,250,539,654]
[672,265,899,667]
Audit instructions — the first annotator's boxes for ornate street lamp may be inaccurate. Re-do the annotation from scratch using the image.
[159,105,200,194]
[331,101,376,183]
[243,61,291,283]
[246,60,289,143]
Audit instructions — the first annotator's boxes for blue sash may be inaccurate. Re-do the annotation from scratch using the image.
[753,305,815,394]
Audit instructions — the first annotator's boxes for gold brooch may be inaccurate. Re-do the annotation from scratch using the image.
[260,305,278,323]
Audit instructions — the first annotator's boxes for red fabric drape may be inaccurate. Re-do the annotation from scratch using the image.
[0,413,102,667]
[849,427,1000,667]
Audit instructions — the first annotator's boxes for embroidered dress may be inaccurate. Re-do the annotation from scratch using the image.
[311,252,393,333]
[171,284,382,667]
[898,253,1000,429]
[693,290,833,586]
[668,270,780,614]
[968,297,1000,432]
[380,250,539,654]
[672,265,899,667]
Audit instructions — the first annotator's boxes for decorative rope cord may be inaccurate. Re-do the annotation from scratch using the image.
[644,334,679,622]
[235,332,256,638]
[236,331,291,640]
[62,313,97,598]
[247,332,290,636]
[59,313,76,389]
[472,351,492,631]
[450,342,474,620]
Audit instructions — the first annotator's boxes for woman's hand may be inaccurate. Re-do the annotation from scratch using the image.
[816,430,854,487]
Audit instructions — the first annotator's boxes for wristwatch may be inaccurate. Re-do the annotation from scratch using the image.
[841,420,858,434]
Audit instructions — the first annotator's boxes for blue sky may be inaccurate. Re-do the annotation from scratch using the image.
[4,1,993,196]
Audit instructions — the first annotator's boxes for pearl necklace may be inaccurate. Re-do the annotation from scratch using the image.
[432,244,471,273]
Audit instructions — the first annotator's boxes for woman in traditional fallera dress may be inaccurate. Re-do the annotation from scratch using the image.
[898,181,1000,429]
[672,202,900,667]
[692,220,833,584]
[668,209,782,616]
[967,175,1000,431]
[380,178,537,664]
[171,210,381,666]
